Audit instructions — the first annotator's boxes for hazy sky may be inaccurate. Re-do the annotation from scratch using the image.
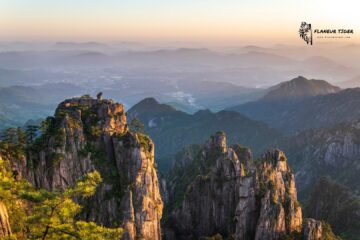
[0,0,359,45]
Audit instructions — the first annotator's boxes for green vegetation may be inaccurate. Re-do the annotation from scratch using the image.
[81,109,101,140]
[164,143,223,219]
[280,232,302,240]
[128,99,281,172]
[305,177,360,240]
[0,98,131,239]
[51,152,65,166]
[320,221,342,240]
[137,133,152,152]
[25,125,39,144]
[0,155,123,239]
[0,127,26,159]
[129,117,145,134]
[201,233,223,240]
[81,94,92,99]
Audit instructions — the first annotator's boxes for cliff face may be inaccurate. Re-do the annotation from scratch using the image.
[302,219,340,240]
[282,120,360,199]
[14,96,163,240]
[163,132,333,240]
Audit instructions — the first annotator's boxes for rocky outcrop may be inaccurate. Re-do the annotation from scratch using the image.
[0,201,11,238]
[163,132,334,240]
[282,120,360,199]
[165,132,251,239]
[302,219,324,240]
[13,96,163,240]
[255,150,302,240]
[302,219,339,240]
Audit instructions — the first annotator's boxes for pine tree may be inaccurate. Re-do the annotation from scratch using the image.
[129,117,145,133]
[0,154,123,240]
[25,125,39,144]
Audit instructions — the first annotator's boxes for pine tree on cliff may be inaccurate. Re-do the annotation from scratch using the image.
[129,117,145,133]
[0,154,123,239]
[25,125,39,144]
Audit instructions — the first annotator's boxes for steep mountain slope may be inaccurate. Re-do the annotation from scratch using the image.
[128,98,281,171]
[9,96,163,240]
[280,120,360,199]
[305,177,360,240]
[262,76,340,101]
[162,132,337,240]
[230,77,360,134]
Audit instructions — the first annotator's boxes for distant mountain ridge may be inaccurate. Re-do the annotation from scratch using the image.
[262,76,340,101]
[0,83,85,129]
[229,76,360,134]
[128,97,281,171]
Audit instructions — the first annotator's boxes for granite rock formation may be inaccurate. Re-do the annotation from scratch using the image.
[163,132,336,240]
[12,96,163,240]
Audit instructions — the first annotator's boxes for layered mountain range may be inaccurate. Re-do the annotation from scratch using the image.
[127,98,280,171]
[124,76,360,239]
[229,76,360,134]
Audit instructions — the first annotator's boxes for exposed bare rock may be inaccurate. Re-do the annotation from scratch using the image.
[255,149,302,240]
[163,132,334,240]
[282,120,360,198]
[13,96,163,240]
[302,218,339,240]
[302,219,323,240]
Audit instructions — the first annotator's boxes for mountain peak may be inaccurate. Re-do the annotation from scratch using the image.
[205,131,227,152]
[293,75,308,82]
[136,97,160,106]
[55,95,127,136]
[128,97,176,116]
[127,98,182,127]
[262,76,340,101]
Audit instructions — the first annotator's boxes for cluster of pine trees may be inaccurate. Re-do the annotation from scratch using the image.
[0,125,123,239]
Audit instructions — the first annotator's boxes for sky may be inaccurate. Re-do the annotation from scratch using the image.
[0,0,359,45]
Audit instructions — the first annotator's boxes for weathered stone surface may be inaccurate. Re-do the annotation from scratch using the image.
[163,133,333,240]
[255,149,302,240]
[302,219,323,240]
[13,96,163,240]
[282,120,360,199]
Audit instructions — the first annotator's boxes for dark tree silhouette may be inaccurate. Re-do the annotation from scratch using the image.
[26,125,39,144]
[129,117,145,133]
